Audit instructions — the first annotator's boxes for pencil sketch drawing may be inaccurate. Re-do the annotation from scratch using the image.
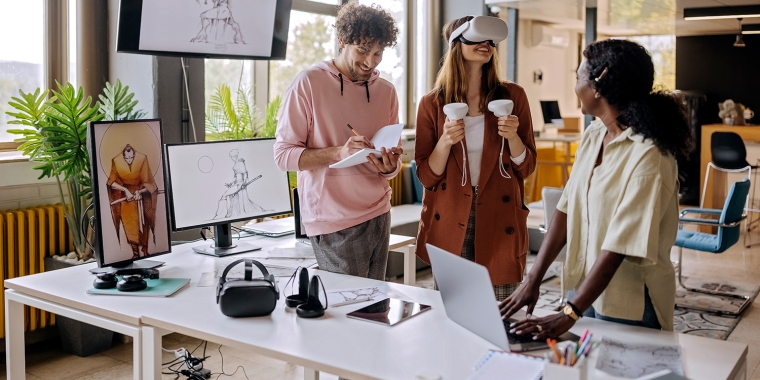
[211,148,270,220]
[107,144,160,258]
[191,0,246,44]
[595,337,684,378]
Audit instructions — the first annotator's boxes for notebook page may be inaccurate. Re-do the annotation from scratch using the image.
[467,350,544,380]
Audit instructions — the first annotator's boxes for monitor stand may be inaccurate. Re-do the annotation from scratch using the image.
[89,260,165,274]
[192,223,261,257]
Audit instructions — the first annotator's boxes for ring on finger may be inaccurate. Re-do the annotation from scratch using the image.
[536,324,543,332]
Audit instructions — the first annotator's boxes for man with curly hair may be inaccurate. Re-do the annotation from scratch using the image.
[274,3,402,280]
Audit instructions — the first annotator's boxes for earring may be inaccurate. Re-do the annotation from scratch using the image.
[296,275,328,318]
[285,267,309,308]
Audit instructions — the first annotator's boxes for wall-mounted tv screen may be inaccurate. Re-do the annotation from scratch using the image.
[117,0,292,60]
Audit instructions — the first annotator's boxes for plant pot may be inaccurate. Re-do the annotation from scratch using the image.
[55,315,114,357]
[43,256,114,357]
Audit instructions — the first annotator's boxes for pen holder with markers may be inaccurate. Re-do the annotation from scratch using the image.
[543,354,588,380]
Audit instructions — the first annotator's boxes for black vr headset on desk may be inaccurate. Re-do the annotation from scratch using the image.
[216,259,280,318]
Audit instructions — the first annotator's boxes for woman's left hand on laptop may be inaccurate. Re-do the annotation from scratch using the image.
[508,313,575,340]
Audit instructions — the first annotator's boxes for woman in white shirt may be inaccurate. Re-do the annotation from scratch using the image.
[501,39,692,335]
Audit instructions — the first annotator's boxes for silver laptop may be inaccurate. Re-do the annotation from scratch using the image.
[293,188,311,245]
[241,217,295,237]
[427,243,578,352]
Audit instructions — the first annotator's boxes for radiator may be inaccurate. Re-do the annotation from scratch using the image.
[388,164,406,207]
[0,204,72,338]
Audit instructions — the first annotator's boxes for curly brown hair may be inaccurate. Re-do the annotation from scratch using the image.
[335,3,398,48]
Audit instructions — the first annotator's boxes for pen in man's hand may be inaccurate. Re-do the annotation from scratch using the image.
[347,124,360,137]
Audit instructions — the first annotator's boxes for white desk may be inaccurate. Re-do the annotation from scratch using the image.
[6,236,748,380]
[137,245,748,380]
[3,233,415,379]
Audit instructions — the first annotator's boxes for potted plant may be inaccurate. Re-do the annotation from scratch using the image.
[719,99,738,125]
[205,84,296,186]
[6,79,146,356]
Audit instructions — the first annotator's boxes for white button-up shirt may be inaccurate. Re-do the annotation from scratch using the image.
[557,119,678,330]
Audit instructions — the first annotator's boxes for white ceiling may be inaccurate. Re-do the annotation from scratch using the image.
[484,0,760,36]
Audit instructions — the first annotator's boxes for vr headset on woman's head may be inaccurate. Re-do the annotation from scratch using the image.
[448,16,508,47]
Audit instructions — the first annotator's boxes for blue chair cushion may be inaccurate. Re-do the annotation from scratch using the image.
[675,230,722,253]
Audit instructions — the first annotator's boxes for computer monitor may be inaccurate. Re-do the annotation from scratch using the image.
[540,100,563,125]
[116,0,292,60]
[165,138,292,256]
[87,119,172,271]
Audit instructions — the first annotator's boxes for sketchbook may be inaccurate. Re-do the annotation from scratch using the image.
[329,123,404,168]
[466,350,544,380]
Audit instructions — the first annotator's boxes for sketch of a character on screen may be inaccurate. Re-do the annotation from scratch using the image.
[107,144,159,258]
[212,148,270,219]
[191,0,246,44]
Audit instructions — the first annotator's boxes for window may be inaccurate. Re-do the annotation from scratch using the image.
[0,1,44,144]
[269,10,337,102]
[69,0,78,88]
[358,0,406,124]
[627,35,675,90]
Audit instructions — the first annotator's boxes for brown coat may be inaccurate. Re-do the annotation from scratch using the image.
[414,83,537,285]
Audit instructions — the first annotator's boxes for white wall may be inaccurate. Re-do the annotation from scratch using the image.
[516,20,582,130]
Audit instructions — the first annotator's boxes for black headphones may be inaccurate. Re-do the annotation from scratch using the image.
[92,268,160,292]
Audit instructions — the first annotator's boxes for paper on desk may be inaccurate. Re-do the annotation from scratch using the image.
[596,337,684,379]
[329,123,404,169]
[267,246,316,260]
[215,256,314,279]
[326,285,412,307]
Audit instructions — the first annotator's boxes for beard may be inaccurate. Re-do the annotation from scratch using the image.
[346,61,372,81]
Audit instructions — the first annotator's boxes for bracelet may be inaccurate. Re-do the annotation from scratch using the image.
[566,301,583,318]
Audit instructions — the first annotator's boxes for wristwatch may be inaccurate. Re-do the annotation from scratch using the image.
[563,304,580,321]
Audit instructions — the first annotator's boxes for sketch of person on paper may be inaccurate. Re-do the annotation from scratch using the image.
[191,0,246,44]
[107,144,159,258]
[213,148,270,219]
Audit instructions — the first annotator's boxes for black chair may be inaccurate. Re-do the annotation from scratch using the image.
[701,132,760,247]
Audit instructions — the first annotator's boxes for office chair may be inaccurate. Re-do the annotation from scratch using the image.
[540,187,567,310]
[701,132,759,247]
[676,178,751,315]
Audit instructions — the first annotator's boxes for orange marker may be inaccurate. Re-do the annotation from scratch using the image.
[547,339,562,363]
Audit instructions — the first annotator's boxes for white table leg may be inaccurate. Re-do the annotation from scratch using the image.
[304,367,320,380]
[402,244,417,286]
[142,326,168,380]
[6,293,26,380]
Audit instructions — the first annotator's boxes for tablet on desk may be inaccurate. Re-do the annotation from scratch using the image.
[346,298,431,326]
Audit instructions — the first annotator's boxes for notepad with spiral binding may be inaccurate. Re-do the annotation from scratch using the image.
[467,350,544,380]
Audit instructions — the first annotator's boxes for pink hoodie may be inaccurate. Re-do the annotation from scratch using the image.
[274,60,400,236]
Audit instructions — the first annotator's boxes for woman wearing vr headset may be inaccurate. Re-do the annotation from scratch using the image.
[414,16,537,301]
[502,39,692,336]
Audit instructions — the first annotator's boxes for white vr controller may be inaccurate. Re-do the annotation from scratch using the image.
[442,100,514,120]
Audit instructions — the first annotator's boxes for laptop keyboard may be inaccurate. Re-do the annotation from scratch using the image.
[504,320,538,344]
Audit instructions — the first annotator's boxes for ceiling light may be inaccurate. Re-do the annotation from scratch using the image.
[743,24,760,34]
[734,34,746,47]
[684,5,760,20]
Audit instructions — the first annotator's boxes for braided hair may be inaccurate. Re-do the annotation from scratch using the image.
[584,39,692,162]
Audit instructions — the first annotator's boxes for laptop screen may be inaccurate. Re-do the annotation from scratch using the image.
[293,188,308,241]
